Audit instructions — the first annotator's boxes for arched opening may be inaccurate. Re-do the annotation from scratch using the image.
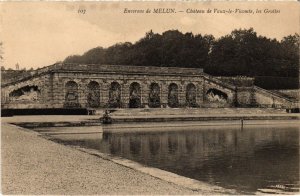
[64,81,80,108]
[87,81,100,108]
[109,82,121,108]
[9,85,40,102]
[129,82,141,108]
[149,83,160,108]
[168,83,179,108]
[186,83,197,107]
[206,88,228,103]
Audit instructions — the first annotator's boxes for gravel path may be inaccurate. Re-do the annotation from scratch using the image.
[2,123,200,195]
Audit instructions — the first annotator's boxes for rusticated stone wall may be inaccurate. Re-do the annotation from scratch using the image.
[2,68,241,109]
[1,74,53,109]
[49,72,207,109]
[1,64,296,110]
[236,87,255,107]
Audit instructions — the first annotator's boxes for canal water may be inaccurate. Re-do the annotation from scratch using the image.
[33,123,299,194]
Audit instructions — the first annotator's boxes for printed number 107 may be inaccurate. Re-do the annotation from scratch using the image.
[78,9,86,14]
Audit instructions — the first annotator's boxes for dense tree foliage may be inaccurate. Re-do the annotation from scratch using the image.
[205,28,299,78]
[63,29,299,89]
[64,30,213,68]
[205,28,299,89]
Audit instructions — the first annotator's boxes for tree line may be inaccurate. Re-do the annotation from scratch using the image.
[65,28,299,89]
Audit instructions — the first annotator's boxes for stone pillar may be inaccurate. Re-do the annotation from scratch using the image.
[121,82,130,108]
[52,74,65,108]
[202,77,208,106]
[160,82,168,107]
[196,80,204,107]
[100,81,109,108]
[78,79,87,108]
[236,87,255,107]
[45,74,54,105]
[141,82,149,107]
[178,82,186,107]
[58,78,66,108]
[39,77,47,105]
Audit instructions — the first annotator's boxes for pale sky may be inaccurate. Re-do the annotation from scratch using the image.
[0,1,299,69]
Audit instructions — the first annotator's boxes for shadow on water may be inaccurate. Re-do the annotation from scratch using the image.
[36,125,299,194]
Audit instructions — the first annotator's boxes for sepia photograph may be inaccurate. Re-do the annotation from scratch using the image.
[1,1,299,195]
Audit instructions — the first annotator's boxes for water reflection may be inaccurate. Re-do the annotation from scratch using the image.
[46,125,299,194]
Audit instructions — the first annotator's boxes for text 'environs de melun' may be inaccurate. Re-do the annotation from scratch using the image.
[123,8,280,14]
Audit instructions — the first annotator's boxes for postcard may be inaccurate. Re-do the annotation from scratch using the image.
[1,1,299,195]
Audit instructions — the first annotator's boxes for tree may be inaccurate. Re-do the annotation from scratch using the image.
[105,42,133,65]
[61,29,298,88]
[63,55,84,64]
[62,29,213,68]
[280,34,299,77]
[205,28,296,77]
[131,31,163,66]
[205,28,299,89]
[81,47,106,64]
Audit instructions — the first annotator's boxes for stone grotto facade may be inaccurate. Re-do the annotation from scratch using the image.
[1,63,296,110]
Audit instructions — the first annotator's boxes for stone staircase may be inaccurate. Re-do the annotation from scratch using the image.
[271,90,299,101]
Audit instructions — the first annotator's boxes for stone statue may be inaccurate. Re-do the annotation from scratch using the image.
[149,85,160,108]
[168,86,178,107]
[87,90,100,108]
[101,110,112,124]
[11,87,39,101]
[207,91,227,103]
[186,86,196,107]
[129,85,141,108]
[109,85,121,108]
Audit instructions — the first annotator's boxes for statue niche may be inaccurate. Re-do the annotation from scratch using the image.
[109,82,121,108]
[149,83,160,108]
[64,81,80,108]
[186,83,197,107]
[129,82,141,108]
[206,88,228,103]
[87,81,100,108]
[168,83,179,108]
[9,85,40,102]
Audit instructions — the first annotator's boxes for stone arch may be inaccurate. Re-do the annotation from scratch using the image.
[87,81,100,108]
[168,83,179,108]
[9,85,40,102]
[109,82,121,108]
[186,83,197,107]
[206,88,228,103]
[64,81,80,108]
[129,82,141,108]
[149,83,161,108]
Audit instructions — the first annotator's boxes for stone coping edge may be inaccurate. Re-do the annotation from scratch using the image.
[12,116,299,128]
[73,146,238,195]
[6,123,237,194]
